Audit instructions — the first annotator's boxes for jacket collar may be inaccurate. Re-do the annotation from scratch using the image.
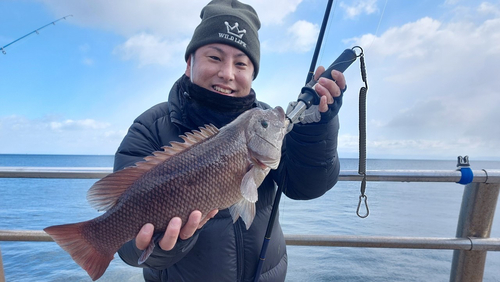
[168,75,264,131]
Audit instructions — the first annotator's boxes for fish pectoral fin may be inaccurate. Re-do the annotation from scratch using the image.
[231,166,267,229]
[138,233,161,264]
[240,166,269,203]
[229,198,256,230]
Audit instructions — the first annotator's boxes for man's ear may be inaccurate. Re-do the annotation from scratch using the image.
[185,56,192,77]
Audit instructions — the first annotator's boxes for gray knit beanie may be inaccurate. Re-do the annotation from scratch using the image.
[185,0,261,78]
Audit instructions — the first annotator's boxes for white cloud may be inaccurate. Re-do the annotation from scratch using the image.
[41,0,302,34]
[79,43,90,52]
[0,115,124,154]
[286,20,320,53]
[260,20,319,53]
[49,119,110,131]
[341,4,500,159]
[477,2,500,15]
[40,0,305,66]
[245,0,302,25]
[82,57,94,66]
[40,0,303,34]
[262,20,319,53]
[40,0,205,37]
[349,17,443,60]
[340,0,378,19]
[113,33,189,67]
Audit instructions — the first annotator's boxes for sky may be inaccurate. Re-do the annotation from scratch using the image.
[0,0,499,160]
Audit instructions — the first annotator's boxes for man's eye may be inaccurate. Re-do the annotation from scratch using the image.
[209,56,221,61]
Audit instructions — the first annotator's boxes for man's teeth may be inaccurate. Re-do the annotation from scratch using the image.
[214,86,232,94]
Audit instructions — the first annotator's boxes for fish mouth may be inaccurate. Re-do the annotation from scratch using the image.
[250,156,269,170]
[250,135,281,169]
[256,134,280,150]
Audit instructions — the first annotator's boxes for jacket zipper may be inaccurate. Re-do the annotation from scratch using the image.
[234,219,245,282]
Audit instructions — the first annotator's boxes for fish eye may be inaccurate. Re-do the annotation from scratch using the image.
[261,120,268,128]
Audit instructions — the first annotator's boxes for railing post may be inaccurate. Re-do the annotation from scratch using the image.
[0,245,5,282]
[450,181,500,282]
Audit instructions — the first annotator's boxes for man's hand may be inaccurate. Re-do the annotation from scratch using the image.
[135,209,218,252]
[313,66,346,113]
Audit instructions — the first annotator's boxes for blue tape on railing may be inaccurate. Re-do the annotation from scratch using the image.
[457,167,474,185]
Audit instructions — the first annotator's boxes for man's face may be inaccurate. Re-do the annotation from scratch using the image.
[185,43,254,97]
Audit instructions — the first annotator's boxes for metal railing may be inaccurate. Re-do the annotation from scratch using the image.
[1,167,499,282]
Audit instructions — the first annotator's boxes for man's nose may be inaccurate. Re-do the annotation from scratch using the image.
[218,62,235,81]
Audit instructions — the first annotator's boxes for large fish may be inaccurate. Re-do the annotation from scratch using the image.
[44,106,287,281]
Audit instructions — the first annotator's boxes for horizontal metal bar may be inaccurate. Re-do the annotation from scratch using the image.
[1,167,499,183]
[0,230,53,242]
[340,169,500,184]
[1,230,499,251]
[0,167,111,179]
[283,235,500,251]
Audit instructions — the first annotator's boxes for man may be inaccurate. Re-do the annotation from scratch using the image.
[115,0,346,281]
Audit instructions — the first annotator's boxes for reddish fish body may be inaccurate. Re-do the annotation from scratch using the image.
[44,107,287,281]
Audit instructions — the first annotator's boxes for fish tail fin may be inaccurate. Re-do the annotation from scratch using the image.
[44,222,113,281]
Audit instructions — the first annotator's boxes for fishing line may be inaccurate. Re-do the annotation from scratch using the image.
[315,0,339,72]
[364,0,388,53]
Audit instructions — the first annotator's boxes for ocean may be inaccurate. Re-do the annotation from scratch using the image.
[0,154,499,282]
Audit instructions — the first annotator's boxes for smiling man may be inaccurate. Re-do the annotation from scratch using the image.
[114,0,346,281]
[186,44,254,97]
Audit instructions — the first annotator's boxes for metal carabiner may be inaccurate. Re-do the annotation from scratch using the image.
[356,194,369,218]
[356,174,369,218]
[352,45,364,58]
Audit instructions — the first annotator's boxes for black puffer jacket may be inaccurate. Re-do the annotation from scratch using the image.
[115,75,341,282]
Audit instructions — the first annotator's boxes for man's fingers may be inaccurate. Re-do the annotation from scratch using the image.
[140,210,218,252]
[199,209,219,228]
[313,66,325,81]
[318,95,329,113]
[135,223,154,250]
[330,70,346,91]
[159,217,182,251]
[179,211,202,240]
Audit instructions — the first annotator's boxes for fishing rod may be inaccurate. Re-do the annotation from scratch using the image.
[305,0,334,85]
[1,15,73,55]
[253,0,360,280]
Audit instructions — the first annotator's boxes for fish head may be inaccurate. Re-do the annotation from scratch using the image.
[245,106,287,170]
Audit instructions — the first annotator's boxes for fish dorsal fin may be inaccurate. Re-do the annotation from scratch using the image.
[87,124,219,211]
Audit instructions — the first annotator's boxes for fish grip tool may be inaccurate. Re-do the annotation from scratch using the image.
[285,48,359,130]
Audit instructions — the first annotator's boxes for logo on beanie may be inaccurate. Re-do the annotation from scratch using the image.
[225,21,246,38]
[219,21,247,48]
